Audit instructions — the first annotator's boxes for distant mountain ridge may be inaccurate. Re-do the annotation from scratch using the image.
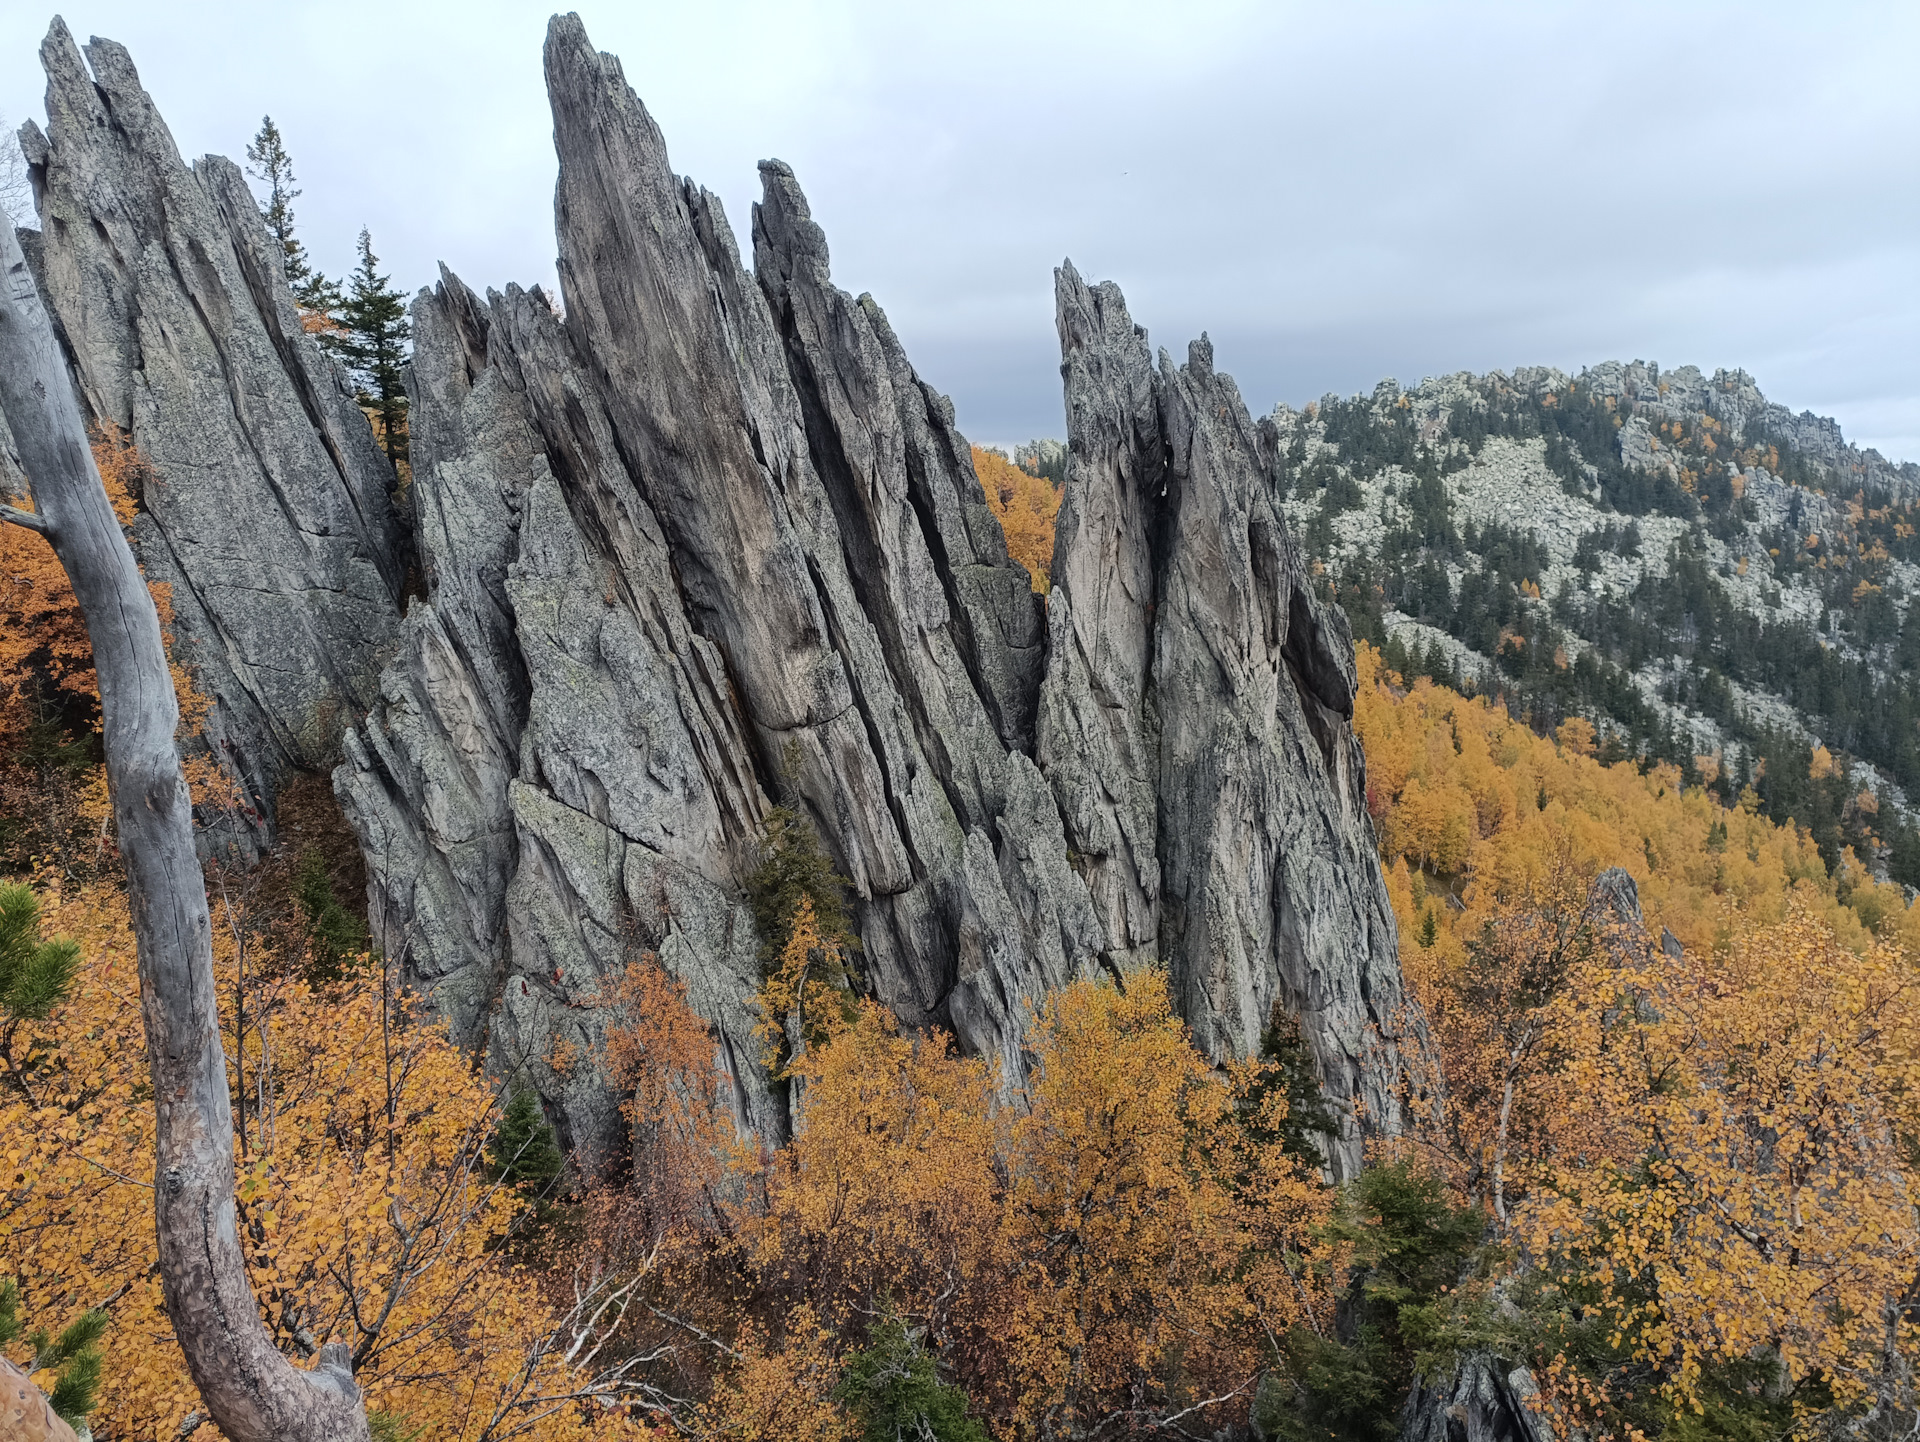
[1270,360,1920,887]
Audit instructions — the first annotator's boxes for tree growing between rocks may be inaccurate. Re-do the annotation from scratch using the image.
[243,116,342,323]
[338,229,411,469]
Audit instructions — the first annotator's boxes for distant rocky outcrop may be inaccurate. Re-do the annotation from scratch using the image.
[1273,354,1920,875]
[21,14,1415,1175]
[20,21,407,854]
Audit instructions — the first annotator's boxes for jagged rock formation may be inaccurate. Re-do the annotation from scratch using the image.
[19,21,407,851]
[22,14,1415,1176]
[1042,272,1409,1148]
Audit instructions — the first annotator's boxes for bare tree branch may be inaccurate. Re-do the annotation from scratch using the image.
[0,214,370,1440]
[0,502,47,533]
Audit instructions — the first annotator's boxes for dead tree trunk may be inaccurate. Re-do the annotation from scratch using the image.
[0,221,370,1441]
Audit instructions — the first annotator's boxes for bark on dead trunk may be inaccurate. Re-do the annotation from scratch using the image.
[0,220,370,1441]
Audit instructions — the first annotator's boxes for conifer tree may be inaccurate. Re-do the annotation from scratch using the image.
[0,888,104,1437]
[486,1084,563,1206]
[833,1310,986,1442]
[0,1278,106,1435]
[243,117,340,319]
[338,229,411,467]
[1,881,81,1094]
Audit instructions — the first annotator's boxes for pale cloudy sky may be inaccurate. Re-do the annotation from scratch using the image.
[2,1,1916,460]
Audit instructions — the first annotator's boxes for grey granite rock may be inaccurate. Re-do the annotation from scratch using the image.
[337,265,790,1155]
[1399,1357,1555,1442]
[538,14,1104,1089]
[23,21,406,846]
[34,13,1419,1177]
[338,19,1410,1164]
[1040,265,1413,1176]
[750,159,1097,1079]
[333,274,540,1048]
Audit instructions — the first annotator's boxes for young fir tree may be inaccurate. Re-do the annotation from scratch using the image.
[338,228,411,467]
[486,1084,564,1207]
[832,1310,986,1442]
[1243,1005,1341,1169]
[292,849,367,986]
[1,881,81,1060]
[242,117,341,319]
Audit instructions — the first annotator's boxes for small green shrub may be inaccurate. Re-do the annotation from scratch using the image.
[294,847,367,983]
[746,804,858,974]
[833,1309,986,1442]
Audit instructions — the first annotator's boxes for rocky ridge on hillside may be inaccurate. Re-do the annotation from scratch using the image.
[1275,361,1920,881]
[13,15,1414,1172]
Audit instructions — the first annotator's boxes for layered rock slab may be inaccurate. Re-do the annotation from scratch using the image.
[21,22,406,844]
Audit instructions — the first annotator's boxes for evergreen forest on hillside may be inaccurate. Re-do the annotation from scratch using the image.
[1289,375,1920,885]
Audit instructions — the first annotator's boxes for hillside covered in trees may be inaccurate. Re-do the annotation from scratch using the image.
[7,586,1918,1438]
[1274,363,1920,890]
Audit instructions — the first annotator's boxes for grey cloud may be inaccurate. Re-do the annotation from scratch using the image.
[2,0,1914,456]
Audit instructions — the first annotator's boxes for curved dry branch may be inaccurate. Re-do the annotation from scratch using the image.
[0,216,370,1441]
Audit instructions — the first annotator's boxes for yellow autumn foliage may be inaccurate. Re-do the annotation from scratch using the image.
[607,959,1333,1439]
[972,445,1060,592]
[1358,641,1920,1428]
[0,877,645,1442]
[1523,907,1920,1414]
[1354,642,1920,965]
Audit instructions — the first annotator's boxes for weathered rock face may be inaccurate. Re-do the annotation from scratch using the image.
[1040,269,1410,1163]
[1400,1357,1555,1442]
[26,14,1417,1178]
[21,22,407,848]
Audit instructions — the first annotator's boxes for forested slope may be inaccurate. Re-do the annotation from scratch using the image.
[1278,363,1920,887]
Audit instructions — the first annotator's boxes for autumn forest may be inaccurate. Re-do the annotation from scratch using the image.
[4,27,1920,1442]
[6,420,1919,1438]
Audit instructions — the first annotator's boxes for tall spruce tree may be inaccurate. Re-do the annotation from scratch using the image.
[242,117,341,319]
[486,1085,563,1207]
[339,229,411,467]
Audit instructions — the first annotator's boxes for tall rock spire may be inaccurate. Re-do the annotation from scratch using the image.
[1042,266,1412,1164]
[20,20,406,850]
[26,13,1419,1175]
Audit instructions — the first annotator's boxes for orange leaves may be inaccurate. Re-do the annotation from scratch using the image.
[1000,971,1332,1432]
[754,895,858,1073]
[0,433,143,749]
[697,1307,854,1442]
[602,952,742,1243]
[752,999,1000,1341]
[0,879,635,1441]
[1521,907,1920,1411]
[600,967,1332,1438]
[972,445,1060,593]
[1359,641,1920,1424]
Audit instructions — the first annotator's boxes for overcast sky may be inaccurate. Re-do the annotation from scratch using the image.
[3,1,1916,459]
